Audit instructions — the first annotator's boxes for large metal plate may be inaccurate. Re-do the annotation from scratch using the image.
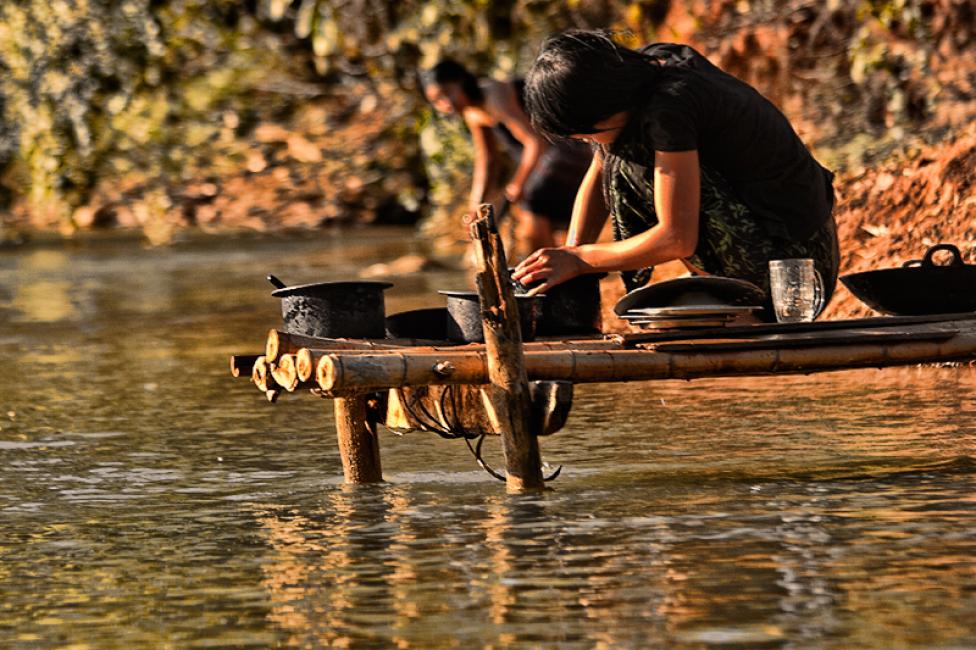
[613,277,766,315]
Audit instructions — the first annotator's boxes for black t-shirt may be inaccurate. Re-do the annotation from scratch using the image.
[613,43,834,240]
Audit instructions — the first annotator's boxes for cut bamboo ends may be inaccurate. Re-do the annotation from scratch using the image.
[230,354,259,378]
[250,355,281,402]
[270,354,298,392]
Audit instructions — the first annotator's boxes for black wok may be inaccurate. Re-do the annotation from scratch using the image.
[840,244,976,315]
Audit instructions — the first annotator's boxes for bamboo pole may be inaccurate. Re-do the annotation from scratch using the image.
[275,330,617,362]
[297,341,617,379]
[318,350,488,391]
[470,204,543,491]
[266,329,455,364]
[314,331,976,392]
[333,394,383,484]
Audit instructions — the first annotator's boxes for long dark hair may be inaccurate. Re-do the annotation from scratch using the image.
[420,59,485,105]
[524,30,663,139]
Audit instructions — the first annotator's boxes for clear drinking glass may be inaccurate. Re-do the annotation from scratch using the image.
[768,258,824,323]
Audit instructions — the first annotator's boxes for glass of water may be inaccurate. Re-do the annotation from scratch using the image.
[769,258,824,323]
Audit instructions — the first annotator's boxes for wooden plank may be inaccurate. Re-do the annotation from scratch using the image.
[651,329,956,353]
[617,312,976,346]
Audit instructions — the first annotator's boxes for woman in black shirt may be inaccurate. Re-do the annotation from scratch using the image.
[511,31,839,314]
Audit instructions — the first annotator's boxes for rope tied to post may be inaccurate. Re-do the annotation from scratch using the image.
[391,381,563,482]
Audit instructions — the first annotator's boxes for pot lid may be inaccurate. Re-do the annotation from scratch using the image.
[271,280,393,298]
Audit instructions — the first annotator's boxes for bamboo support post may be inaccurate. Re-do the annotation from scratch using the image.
[314,330,976,392]
[470,204,544,491]
[333,394,383,484]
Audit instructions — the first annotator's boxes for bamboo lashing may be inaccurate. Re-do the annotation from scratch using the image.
[314,330,976,393]
[384,381,573,437]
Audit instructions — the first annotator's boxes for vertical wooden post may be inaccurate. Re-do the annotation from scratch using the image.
[333,394,383,484]
[470,204,544,491]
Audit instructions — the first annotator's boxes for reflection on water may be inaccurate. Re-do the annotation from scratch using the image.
[12,279,77,323]
[1,230,975,647]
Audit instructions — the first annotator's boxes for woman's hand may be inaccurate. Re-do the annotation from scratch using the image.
[512,246,587,295]
[504,181,523,203]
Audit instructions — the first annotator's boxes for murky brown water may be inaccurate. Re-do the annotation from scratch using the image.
[2,229,976,648]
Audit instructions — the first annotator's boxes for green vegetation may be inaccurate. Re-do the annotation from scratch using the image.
[0,0,971,242]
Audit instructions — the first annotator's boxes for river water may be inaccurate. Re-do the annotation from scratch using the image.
[2,229,975,648]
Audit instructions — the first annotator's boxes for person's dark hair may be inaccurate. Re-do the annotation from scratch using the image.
[421,59,484,105]
[525,30,663,139]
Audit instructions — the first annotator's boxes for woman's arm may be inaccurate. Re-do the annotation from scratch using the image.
[489,84,547,202]
[465,112,500,212]
[577,150,699,268]
[565,149,608,247]
[513,150,700,293]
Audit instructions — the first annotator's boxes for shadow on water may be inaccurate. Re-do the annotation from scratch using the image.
[1,230,975,647]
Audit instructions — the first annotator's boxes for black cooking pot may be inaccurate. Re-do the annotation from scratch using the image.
[840,243,976,315]
[270,278,393,338]
[440,290,544,343]
[515,272,606,336]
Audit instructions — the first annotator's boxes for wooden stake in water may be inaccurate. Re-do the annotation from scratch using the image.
[333,393,383,484]
[469,203,544,491]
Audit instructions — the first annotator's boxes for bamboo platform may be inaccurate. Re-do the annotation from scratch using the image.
[230,205,976,491]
